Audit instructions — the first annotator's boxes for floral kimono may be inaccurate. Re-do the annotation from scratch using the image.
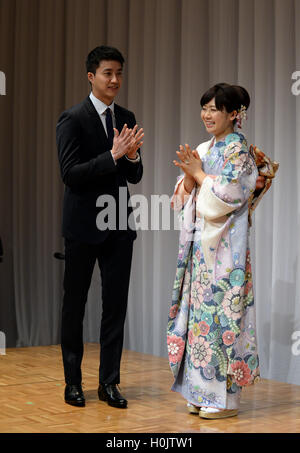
[167,132,261,409]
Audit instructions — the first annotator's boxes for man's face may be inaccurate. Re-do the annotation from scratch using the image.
[88,60,123,105]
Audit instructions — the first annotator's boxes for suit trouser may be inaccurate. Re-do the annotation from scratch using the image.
[61,231,134,385]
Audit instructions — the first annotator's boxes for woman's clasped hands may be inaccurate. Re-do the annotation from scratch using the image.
[173,144,207,187]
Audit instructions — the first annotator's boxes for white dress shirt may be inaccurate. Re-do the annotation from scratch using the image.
[89,92,140,163]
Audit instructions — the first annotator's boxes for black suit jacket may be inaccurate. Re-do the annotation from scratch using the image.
[56,96,143,244]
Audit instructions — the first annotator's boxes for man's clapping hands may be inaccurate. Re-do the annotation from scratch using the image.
[111,124,144,161]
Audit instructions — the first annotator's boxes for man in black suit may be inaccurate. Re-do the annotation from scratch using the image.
[56,46,143,409]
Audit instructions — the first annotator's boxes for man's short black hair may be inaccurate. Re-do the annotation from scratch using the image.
[86,45,125,74]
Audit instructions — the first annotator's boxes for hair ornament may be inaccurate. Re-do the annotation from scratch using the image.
[236,105,247,129]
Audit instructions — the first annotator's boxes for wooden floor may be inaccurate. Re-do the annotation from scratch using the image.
[0,343,300,433]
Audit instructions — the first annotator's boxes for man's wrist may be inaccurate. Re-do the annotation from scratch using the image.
[110,150,117,165]
[126,152,140,162]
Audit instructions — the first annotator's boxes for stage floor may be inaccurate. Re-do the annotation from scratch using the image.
[0,343,299,433]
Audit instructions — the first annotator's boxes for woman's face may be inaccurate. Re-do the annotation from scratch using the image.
[201,98,237,140]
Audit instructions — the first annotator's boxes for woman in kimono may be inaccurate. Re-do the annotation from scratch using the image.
[167,83,260,419]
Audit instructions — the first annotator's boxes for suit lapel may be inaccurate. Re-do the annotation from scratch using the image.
[83,96,110,148]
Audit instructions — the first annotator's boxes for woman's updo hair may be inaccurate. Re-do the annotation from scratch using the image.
[200,83,250,124]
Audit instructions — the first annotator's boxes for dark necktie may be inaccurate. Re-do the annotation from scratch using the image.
[105,107,114,149]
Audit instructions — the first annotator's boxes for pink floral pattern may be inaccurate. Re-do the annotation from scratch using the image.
[222,286,244,320]
[192,281,204,310]
[167,335,185,365]
[222,330,236,346]
[169,305,178,319]
[191,337,213,368]
[230,360,252,386]
[199,321,210,336]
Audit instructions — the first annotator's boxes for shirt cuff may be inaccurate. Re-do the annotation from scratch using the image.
[110,150,117,165]
[125,153,140,163]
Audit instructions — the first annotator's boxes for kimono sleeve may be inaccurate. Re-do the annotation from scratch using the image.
[170,174,194,211]
[197,140,257,220]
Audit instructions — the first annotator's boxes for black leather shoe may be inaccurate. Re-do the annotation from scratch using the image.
[64,384,85,407]
[98,384,127,408]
